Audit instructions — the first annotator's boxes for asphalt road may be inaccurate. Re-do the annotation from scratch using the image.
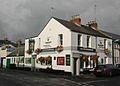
[90,76,120,86]
[0,69,120,86]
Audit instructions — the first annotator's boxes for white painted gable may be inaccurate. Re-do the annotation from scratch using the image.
[38,18,71,49]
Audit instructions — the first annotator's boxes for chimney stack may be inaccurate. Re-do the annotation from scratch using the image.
[87,21,98,30]
[4,37,8,41]
[70,15,81,26]
[17,39,22,47]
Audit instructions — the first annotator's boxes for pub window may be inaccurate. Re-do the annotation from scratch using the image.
[104,57,107,64]
[117,57,119,63]
[104,39,107,49]
[66,55,70,66]
[58,34,63,45]
[78,34,82,47]
[101,58,103,64]
[29,39,35,52]
[25,58,31,64]
[87,36,91,47]
[57,57,64,65]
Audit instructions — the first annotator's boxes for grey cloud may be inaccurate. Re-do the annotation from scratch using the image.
[0,0,120,41]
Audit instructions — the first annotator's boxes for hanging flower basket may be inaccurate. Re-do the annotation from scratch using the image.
[92,55,99,63]
[90,55,94,60]
[56,45,63,52]
[82,55,89,61]
[35,48,41,54]
[46,56,52,65]
[37,57,45,64]
[26,49,32,55]
[104,48,110,55]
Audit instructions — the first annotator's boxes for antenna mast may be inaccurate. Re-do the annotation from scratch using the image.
[51,7,54,17]
[94,4,96,22]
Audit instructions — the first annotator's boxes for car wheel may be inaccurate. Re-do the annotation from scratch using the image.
[95,75,99,77]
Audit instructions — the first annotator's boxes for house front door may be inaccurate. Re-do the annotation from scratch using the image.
[6,59,10,68]
[73,58,77,75]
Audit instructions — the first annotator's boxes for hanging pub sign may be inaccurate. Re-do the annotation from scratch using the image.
[57,57,64,65]
[43,37,52,48]
[108,41,112,47]
[97,39,104,49]
[104,48,110,55]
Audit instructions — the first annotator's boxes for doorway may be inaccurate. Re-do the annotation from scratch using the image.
[6,59,11,68]
[0,57,4,68]
[73,58,77,75]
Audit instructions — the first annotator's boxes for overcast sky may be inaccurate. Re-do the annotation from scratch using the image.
[0,0,120,42]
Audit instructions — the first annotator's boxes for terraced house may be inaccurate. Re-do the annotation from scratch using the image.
[100,31,120,65]
[0,38,16,68]
[25,15,113,75]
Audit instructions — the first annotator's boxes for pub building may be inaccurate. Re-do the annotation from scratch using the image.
[25,15,112,76]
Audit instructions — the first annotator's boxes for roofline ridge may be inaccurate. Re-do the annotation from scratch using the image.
[98,30,112,39]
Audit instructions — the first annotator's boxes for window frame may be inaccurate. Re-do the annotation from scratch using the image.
[66,54,71,66]
[87,36,91,48]
[104,39,107,49]
[58,34,63,46]
[78,34,82,47]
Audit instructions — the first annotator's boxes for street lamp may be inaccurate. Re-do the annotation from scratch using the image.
[31,52,37,71]
[16,40,21,68]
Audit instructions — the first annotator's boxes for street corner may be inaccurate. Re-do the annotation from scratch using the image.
[63,73,101,84]
[80,73,96,79]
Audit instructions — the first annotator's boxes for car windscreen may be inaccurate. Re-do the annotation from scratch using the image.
[106,64,116,68]
[96,65,106,69]
[116,64,120,68]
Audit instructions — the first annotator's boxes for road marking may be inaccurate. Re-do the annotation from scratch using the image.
[85,79,108,84]
[64,79,83,85]
[64,78,108,86]
[64,79,93,86]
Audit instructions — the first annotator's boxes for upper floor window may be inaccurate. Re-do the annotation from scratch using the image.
[87,36,91,47]
[104,39,107,49]
[29,39,35,52]
[101,58,104,64]
[78,34,82,47]
[58,34,63,45]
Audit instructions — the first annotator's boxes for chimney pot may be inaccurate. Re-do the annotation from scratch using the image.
[70,15,81,26]
[87,21,98,30]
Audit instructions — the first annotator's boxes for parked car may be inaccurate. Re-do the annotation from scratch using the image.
[116,64,120,69]
[93,64,120,77]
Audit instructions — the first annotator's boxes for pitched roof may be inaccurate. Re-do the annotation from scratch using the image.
[0,40,17,47]
[100,30,120,40]
[53,17,111,38]
[25,17,112,39]
[7,45,25,57]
